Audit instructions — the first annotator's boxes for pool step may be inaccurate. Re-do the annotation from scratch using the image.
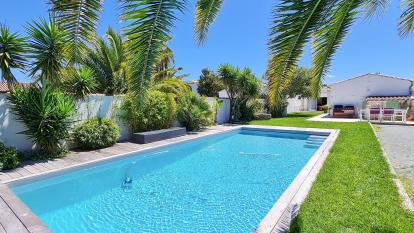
[305,135,326,149]
[307,137,325,142]
[306,141,323,146]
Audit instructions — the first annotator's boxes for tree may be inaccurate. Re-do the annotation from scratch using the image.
[83,27,129,95]
[26,17,68,85]
[197,68,223,97]
[0,24,28,92]
[193,0,414,107]
[152,40,188,82]
[282,67,312,99]
[233,68,261,121]
[33,0,414,105]
[218,64,260,122]
[63,67,97,100]
[218,64,239,122]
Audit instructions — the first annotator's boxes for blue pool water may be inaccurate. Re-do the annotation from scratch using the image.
[11,128,327,233]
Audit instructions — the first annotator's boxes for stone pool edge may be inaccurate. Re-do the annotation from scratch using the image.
[1,125,339,233]
[255,127,339,233]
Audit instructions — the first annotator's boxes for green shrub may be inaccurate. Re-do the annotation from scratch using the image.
[72,118,120,150]
[0,142,19,170]
[8,84,75,156]
[120,90,176,132]
[321,104,329,113]
[177,93,213,131]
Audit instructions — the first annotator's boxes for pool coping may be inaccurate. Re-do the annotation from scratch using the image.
[0,125,339,233]
[255,126,339,233]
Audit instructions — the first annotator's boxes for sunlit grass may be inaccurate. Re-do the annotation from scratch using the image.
[250,112,414,232]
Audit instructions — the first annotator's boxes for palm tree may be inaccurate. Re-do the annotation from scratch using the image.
[49,0,187,98]
[0,24,28,92]
[48,0,414,106]
[152,41,188,82]
[63,67,97,100]
[26,17,68,85]
[194,0,414,107]
[49,0,102,63]
[83,27,128,95]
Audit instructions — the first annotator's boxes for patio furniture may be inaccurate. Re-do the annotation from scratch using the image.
[332,105,356,118]
[382,108,395,122]
[369,108,381,121]
[393,107,409,123]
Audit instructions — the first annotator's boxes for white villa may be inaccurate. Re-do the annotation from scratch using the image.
[320,73,414,111]
[187,73,414,120]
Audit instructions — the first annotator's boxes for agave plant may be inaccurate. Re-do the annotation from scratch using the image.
[7,84,75,156]
[0,24,28,92]
[83,27,128,95]
[25,17,68,85]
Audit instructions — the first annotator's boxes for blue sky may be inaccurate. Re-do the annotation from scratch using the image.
[2,0,414,83]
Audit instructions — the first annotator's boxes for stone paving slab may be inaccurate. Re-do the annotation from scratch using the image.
[376,124,414,180]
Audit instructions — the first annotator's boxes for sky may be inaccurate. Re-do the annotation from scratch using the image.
[2,0,414,84]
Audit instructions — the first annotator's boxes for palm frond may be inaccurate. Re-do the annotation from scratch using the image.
[399,0,414,37]
[363,0,389,19]
[194,0,224,45]
[25,17,68,85]
[267,0,331,107]
[120,0,186,100]
[311,0,363,97]
[0,24,28,89]
[83,27,129,95]
[49,0,103,62]
[151,77,191,96]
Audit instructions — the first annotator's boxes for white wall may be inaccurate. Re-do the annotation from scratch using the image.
[0,94,129,151]
[327,74,413,110]
[0,94,34,151]
[0,94,231,151]
[205,97,230,124]
[286,97,316,113]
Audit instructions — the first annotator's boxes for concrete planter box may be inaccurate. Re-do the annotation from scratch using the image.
[131,127,187,144]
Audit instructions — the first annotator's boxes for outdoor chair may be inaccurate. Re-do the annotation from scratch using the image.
[369,108,381,121]
[394,107,409,123]
[382,108,395,122]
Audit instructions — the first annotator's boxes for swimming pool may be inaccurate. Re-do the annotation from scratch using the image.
[10,127,332,232]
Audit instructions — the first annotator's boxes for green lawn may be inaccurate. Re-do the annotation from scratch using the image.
[249,112,414,233]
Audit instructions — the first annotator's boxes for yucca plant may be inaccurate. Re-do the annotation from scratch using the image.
[7,84,75,156]
[26,17,68,85]
[63,67,97,100]
[0,24,28,92]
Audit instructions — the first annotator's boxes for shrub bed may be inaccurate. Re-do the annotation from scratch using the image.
[0,142,19,170]
[72,118,120,150]
[120,90,176,132]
